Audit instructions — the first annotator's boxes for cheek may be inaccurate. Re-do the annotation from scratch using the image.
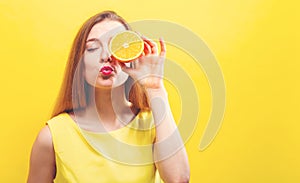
[83,53,101,84]
[84,50,101,67]
[115,64,128,79]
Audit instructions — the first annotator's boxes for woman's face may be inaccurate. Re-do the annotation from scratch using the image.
[84,20,129,89]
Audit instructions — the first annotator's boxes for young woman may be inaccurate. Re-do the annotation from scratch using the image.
[27,11,190,183]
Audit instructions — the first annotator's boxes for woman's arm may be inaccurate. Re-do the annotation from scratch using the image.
[122,37,190,182]
[148,88,190,183]
[27,126,56,183]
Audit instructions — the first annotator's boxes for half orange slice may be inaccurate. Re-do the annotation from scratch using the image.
[109,30,144,63]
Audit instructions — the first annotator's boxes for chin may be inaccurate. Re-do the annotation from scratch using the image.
[87,75,128,89]
[94,81,125,89]
[94,81,114,89]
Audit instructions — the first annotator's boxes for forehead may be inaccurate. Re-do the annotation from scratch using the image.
[87,20,127,41]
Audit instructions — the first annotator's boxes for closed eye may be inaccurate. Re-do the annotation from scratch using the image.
[86,47,100,52]
[86,38,102,52]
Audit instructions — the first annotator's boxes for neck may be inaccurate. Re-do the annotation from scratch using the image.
[91,85,127,115]
[83,84,136,129]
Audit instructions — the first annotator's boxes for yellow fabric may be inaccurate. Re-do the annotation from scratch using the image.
[47,111,162,183]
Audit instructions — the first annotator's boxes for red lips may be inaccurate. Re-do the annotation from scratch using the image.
[100,66,114,76]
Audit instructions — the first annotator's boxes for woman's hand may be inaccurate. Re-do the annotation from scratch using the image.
[120,36,166,89]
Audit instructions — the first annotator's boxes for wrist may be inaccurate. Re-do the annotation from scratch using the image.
[146,87,168,99]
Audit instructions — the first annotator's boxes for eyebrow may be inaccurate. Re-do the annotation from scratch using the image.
[86,36,114,44]
[86,38,101,43]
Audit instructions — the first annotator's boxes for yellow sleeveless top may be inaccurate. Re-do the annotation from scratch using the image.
[47,111,162,183]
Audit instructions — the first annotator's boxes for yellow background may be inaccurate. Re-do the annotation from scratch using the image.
[0,0,299,182]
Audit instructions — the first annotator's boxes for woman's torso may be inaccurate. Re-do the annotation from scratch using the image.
[47,111,159,183]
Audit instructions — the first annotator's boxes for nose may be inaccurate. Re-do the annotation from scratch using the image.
[100,46,113,63]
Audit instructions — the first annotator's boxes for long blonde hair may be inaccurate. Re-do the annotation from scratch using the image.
[51,11,149,118]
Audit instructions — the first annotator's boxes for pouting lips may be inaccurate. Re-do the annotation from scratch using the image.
[100,66,114,76]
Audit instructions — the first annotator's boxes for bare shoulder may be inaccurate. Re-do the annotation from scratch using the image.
[35,125,53,149]
[31,125,55,163]
[27,126,56,182]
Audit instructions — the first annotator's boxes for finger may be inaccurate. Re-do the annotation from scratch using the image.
[142,36,158,55]
[143,41,151,55]
[159,37,166,57]
[131,59,140,69]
